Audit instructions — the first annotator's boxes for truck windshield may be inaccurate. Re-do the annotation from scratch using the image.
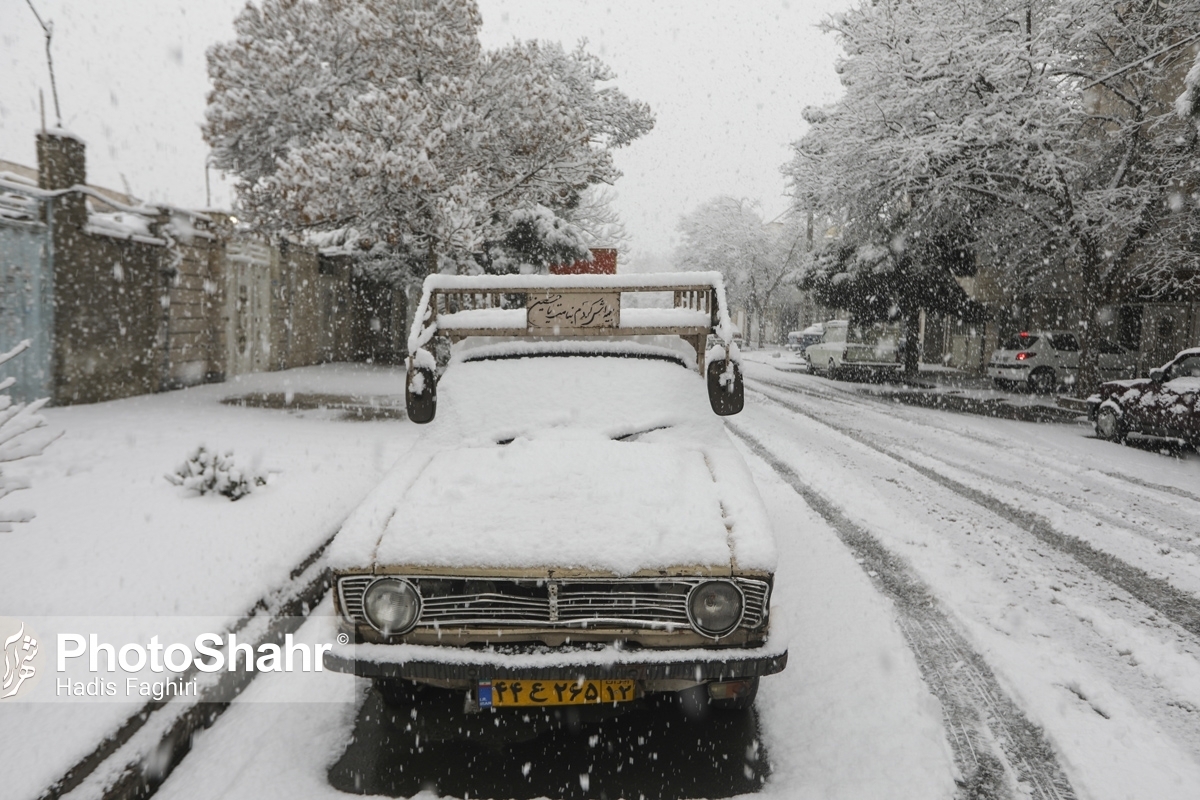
[847,324,893,346]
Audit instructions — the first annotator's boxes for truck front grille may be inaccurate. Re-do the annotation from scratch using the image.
[337,575,769,633]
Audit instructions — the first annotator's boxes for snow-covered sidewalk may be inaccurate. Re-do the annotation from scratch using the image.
[0,365,419,800]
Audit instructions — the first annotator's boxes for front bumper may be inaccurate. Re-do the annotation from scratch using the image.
[317,613,787,684]
[324,645,788,683]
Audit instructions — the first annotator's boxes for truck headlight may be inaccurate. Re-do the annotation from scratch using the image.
[687,581,744,636]
[362,578,421,635]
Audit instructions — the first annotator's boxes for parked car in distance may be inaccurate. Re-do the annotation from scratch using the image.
[323,272,784,720]
[987,331,1137,393]
[805,319,901,380]
[786,323,824,357]
[1089,348,1200,446]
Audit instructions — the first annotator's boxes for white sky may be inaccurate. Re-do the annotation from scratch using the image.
[0,0,848,260]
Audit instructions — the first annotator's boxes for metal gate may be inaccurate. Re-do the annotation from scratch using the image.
[224,237,272,377]
[0,192,54,403]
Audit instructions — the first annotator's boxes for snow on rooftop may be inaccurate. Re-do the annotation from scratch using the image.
[43,126,86,143]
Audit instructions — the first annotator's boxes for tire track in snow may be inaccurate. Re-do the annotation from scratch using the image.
[729,424,1076,800]
[1099,470,1200,506]
[755,373,1200,526]
[756,371,1200,508]
[756,377,1200,561]
[748,380,1200,642]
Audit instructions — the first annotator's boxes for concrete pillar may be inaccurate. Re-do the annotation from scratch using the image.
[36,131,87,229]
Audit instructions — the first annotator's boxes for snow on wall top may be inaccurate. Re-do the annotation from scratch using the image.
[326,356,776,575]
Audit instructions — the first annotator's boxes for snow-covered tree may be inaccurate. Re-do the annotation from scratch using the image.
[788,0,1200,392]
[675,197,805,347]
[0,341,59,531]
[787,0,1071,371]
[799,227,985,375]
[1054,1,1200,388]
[563,185,630,252]
[205,1,653,292]
[1179,47,1200,133]
[484,204,590,275]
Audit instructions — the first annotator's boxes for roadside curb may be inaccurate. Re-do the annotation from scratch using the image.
[863,389,1084,424]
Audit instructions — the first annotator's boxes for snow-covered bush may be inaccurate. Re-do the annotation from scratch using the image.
[166,446,265,501]
[0,340,60,531]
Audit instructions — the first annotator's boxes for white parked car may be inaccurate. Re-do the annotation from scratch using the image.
[987,331,1137,392]
[322,272,785,717]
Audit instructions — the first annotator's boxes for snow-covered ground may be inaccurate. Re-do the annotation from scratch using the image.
[0,365,419,800]
[151,439,958,800]
[6,358,1200,800]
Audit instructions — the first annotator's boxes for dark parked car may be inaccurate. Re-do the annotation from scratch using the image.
[1088,348,1200,446]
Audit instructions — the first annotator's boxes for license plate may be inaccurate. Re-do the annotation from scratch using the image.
[478,679,636,708]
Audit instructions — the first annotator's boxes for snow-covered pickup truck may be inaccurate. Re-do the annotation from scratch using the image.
[323,272,785,716]
[804,319,901,380]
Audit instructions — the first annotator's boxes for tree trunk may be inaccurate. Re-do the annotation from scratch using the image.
[1074,237,1104,397]
[904,311,921,376]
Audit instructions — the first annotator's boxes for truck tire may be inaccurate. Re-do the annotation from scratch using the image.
[1095,407,1126,443]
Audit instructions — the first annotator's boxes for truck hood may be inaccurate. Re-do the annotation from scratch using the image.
[368,436,733,574]
[326,355,777,576]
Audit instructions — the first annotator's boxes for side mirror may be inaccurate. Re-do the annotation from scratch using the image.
[406,367,437,424]
[1149,368,1165,384]
[707,360,744,416]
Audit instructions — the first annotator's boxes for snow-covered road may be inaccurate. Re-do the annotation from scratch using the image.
[12,359,1200,800]
[735,358,1200,799]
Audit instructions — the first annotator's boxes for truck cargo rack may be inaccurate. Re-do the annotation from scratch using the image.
[407,272,737,373]
[403,271,744,422]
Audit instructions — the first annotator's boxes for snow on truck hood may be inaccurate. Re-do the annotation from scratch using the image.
[327,355,776,575]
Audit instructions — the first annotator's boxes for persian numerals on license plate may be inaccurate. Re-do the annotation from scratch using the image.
[478,679,636,708]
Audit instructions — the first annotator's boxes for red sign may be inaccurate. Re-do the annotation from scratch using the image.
[550,248,617,275]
